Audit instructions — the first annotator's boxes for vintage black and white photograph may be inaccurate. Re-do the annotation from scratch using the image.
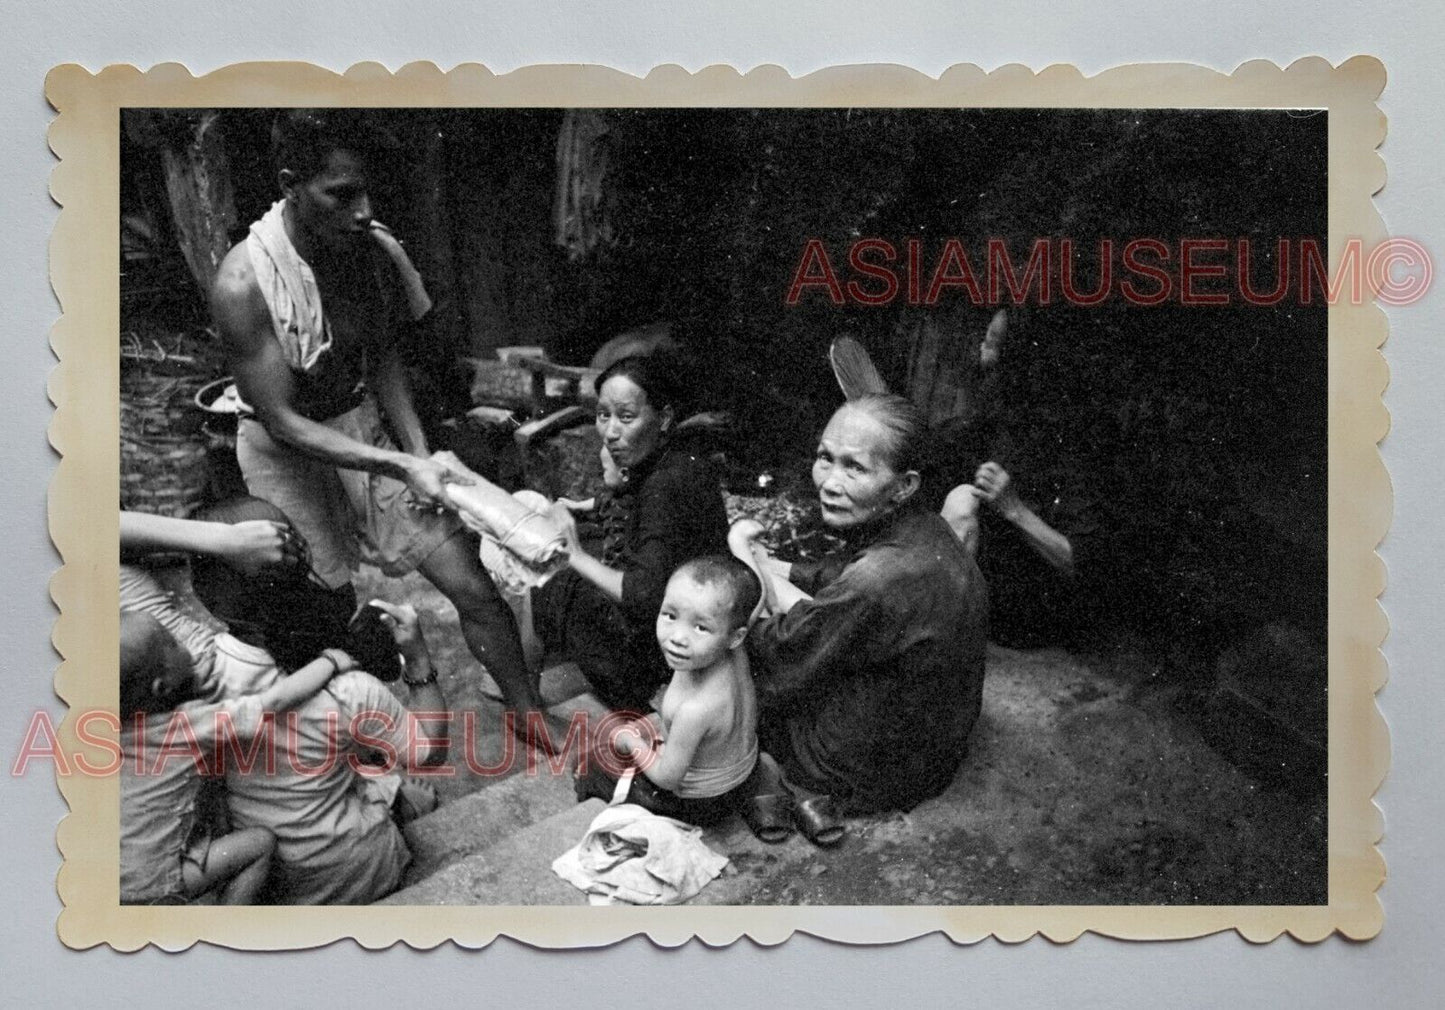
[107,98,1342,911]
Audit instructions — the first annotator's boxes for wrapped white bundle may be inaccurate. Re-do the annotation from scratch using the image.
[430,452,569,594]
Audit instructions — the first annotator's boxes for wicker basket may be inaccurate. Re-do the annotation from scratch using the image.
[120,334,221,518]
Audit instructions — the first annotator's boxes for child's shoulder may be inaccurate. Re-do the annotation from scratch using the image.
[687,660,746,714]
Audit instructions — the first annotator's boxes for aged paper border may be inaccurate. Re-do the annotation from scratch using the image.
[47,58,1389,950]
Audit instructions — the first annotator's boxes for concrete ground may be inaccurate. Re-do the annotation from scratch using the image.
[358,561,1325,906]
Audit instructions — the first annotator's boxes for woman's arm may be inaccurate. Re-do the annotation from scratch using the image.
[973,462,1074,574]
[1001,502,1074,574]
[766,570,812,615]
[751,559,890,704]
[729,520,811,617]
[550,504,626,602]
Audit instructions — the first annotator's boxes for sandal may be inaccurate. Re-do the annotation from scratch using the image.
[743,793,796,844]
[793,795,845,847]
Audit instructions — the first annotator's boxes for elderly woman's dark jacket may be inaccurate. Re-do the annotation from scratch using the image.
[750,503,988,813]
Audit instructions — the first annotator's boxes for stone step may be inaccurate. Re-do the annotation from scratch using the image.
[476,660,592,708]
[397,672,619,885]
[689,815,822,905]
[395,771,828,906]
[399,761,581,885]
[382,797,607,905]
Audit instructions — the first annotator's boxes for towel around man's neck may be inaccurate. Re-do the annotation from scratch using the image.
[244,199,432,374]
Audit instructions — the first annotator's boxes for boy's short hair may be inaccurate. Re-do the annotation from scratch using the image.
[119,610,171,715]
[672,555,762,631]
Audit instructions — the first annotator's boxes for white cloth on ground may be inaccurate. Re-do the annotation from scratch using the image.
[551,803,729,905]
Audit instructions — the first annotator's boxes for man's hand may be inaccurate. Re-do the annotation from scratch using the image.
[367,600,426,662]
[219,519,310,577]
[973,461,1023,521]
[400,456,472,512]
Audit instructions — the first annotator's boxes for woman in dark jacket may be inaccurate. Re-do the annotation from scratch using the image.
[747,394,988,827]
[537,354,729,712]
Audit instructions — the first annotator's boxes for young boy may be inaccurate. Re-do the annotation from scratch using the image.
[575,556,762,826]
[119,610,355,905]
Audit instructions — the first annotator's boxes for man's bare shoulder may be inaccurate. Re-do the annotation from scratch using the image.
[210,242,269,346]
[212,241,259,304]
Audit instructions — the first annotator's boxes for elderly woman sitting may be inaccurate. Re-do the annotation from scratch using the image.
[740,394,988,843]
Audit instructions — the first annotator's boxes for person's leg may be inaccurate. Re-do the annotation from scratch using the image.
[573,759,621,804]
[182,827,276,905]
[629,776,735,826]
[940,483,982,559]
[533,573,663,713]
[416,530,572,751]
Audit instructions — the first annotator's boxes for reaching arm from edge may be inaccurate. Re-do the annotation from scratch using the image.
[120,511,307,576]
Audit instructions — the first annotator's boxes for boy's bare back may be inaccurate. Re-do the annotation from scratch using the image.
[657,645,757,777]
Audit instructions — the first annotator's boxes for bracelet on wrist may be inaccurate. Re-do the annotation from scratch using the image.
[400,654,438,688]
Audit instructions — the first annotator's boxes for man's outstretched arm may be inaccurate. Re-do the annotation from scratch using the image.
[210,245,457,506]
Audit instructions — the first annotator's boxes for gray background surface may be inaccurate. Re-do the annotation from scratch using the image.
[2,2,1440,1004]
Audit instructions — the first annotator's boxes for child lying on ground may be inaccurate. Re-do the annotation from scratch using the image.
[119,610,355,905]
[574,556,762,826]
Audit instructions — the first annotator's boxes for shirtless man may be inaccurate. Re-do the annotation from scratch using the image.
[210,109,563,747]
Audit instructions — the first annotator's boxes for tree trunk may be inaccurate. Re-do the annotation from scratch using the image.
[159,111,237,297]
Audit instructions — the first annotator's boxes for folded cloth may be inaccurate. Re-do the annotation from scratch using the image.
[245,200,333,373]
[431,452,570,594]
[244,199,430,376]
[551,803,729,906]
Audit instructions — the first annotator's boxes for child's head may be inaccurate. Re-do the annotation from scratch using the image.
[120,610,197,716]
[655,556,762,674]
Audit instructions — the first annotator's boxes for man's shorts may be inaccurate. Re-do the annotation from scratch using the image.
[236,396,463,589]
